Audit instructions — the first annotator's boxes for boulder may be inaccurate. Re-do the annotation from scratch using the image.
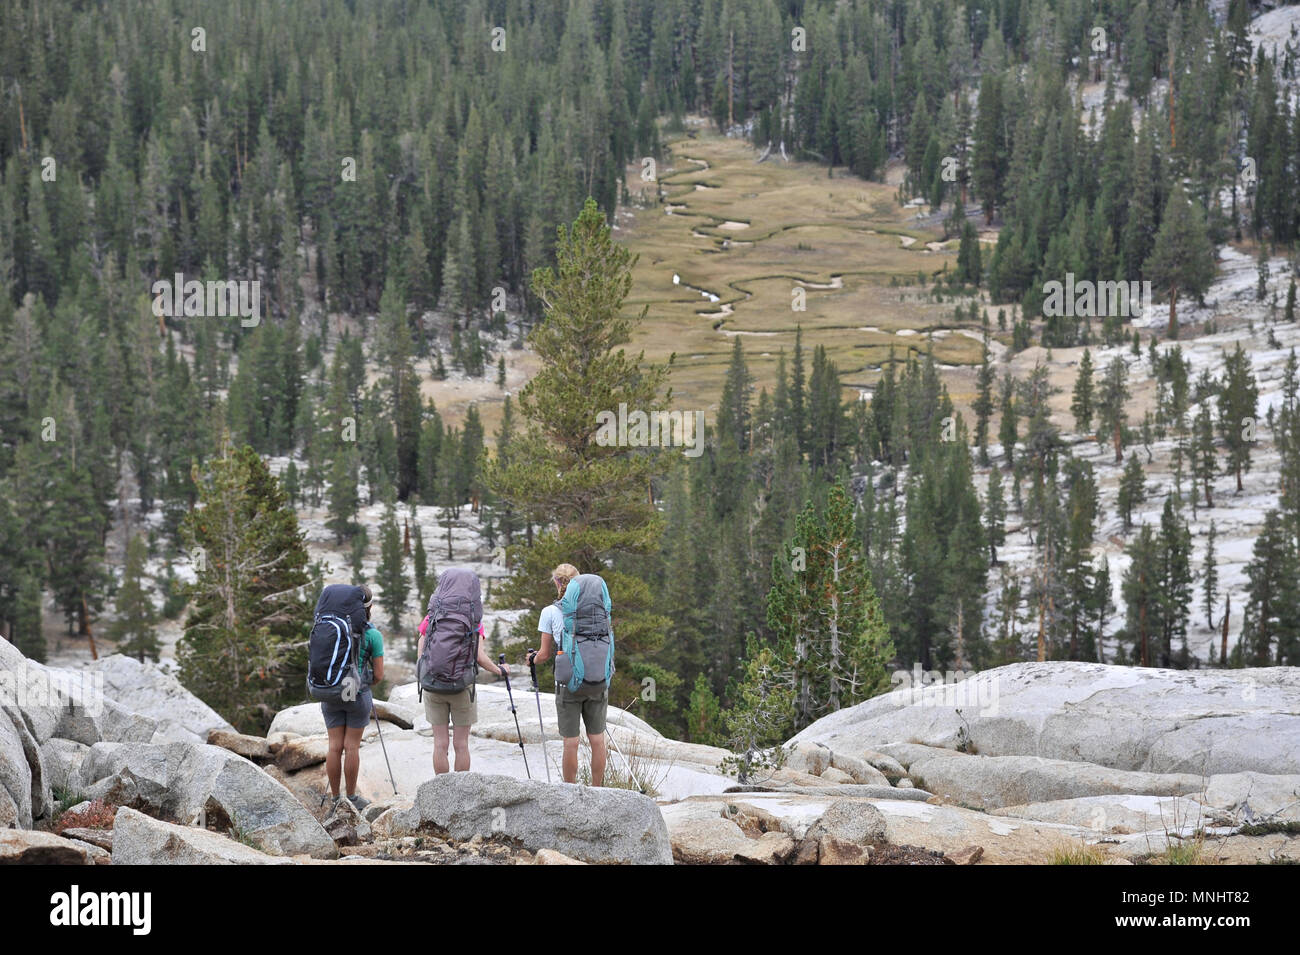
[0,785,19,829]
[820,767,856,785]
[0,641,85,743]
[0,707,37,827]
[663,794,832,843]
[860,749,908,780]
[945,845,984,865]
[276,734,332,771]
[415,772,672,865]
[371,805,420,840]
[766,767,830,788]
[828,753,890,786]
[81,741,336,858]
[875,743,967,770]
[668,815,794,865]
[86,655,235,743]
[207,730,271,761]
[362,796,413,823]
[56,697,158,747]
[267,702,328,738]
[791,662,1300,776]
[42,738,90,795]
[909,754,1206,811]
[784,742,832,777]
[324,797,371,846]
[79,744,171,809]
[85,772,148,811]
[804,799,888,847]
[111,807,294,865]
[0,828,96,865]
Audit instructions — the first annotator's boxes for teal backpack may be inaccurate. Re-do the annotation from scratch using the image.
[555,573,614,698]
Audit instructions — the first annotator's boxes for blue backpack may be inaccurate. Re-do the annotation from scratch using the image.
[306,584,367,704]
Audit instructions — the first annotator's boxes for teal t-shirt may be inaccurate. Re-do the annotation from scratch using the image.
[359,625,384,678]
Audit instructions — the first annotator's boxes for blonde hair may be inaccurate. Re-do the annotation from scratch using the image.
[551,563,579,586]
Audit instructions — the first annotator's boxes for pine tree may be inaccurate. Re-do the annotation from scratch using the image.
[110,534,161,663]
[377,497,408,632]
[1193,402,1217,508]
[488,198,676,719]
[1096,356,1130,462]
[684,673,723,747]
[767,484,894,730]
[1118,453,1147,532]
[1155,495,1193,667]
[179,439,313,733]
[1121,524,1159,666]
[1145,182,1218,339]
[1242,510,1300,666]
[1071,348,1095,434]
[1217,343,1259,493]
[985,464,1006,564]
[998,373,1018,467]
[1203,521,1219,631]
[972,330,995,463]
[720,636,796,781]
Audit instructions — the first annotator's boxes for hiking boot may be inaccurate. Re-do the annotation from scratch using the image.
[321,793,342,813]
[347,794,370,811]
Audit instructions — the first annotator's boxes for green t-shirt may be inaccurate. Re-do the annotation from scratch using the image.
[359,625,384,677]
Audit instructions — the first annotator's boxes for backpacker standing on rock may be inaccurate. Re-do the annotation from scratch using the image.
[416,568,507,774]
[529,564,614,786]
[307,584,383,810]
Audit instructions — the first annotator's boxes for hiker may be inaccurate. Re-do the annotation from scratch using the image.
[307,583,379,811]
[529,564,614,786]
[416,568,508,774]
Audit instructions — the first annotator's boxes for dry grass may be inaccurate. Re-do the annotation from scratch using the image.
[619,131,977,416]
[1048,842,1111,865]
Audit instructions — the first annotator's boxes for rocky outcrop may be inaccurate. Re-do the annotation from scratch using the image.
[79,741,336,858]
[908,754,1208,810]
[207,730,271,761]
[0,828,99,865]
[86,655,235,744]
[111,807,294,865]
[414,772,673,864]
[791,662,1300,776]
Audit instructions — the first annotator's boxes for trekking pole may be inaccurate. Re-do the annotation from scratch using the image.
[527,649,551,783]
[498,654,531,779]
[604,720,646,795]
[370,707,399,795]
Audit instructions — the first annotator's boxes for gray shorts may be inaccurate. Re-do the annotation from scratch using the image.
[556,684,608,738]
[321,688,372,730]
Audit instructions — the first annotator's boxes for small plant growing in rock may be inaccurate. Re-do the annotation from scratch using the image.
[55,799,117,834]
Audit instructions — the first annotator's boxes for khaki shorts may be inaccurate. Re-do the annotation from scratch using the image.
[556,684,608,739]
[424,687,477,728]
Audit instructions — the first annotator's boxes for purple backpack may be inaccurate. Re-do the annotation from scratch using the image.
[416,568,483,697]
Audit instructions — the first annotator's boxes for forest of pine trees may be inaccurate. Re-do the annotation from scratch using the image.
[2,0,1299,737]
